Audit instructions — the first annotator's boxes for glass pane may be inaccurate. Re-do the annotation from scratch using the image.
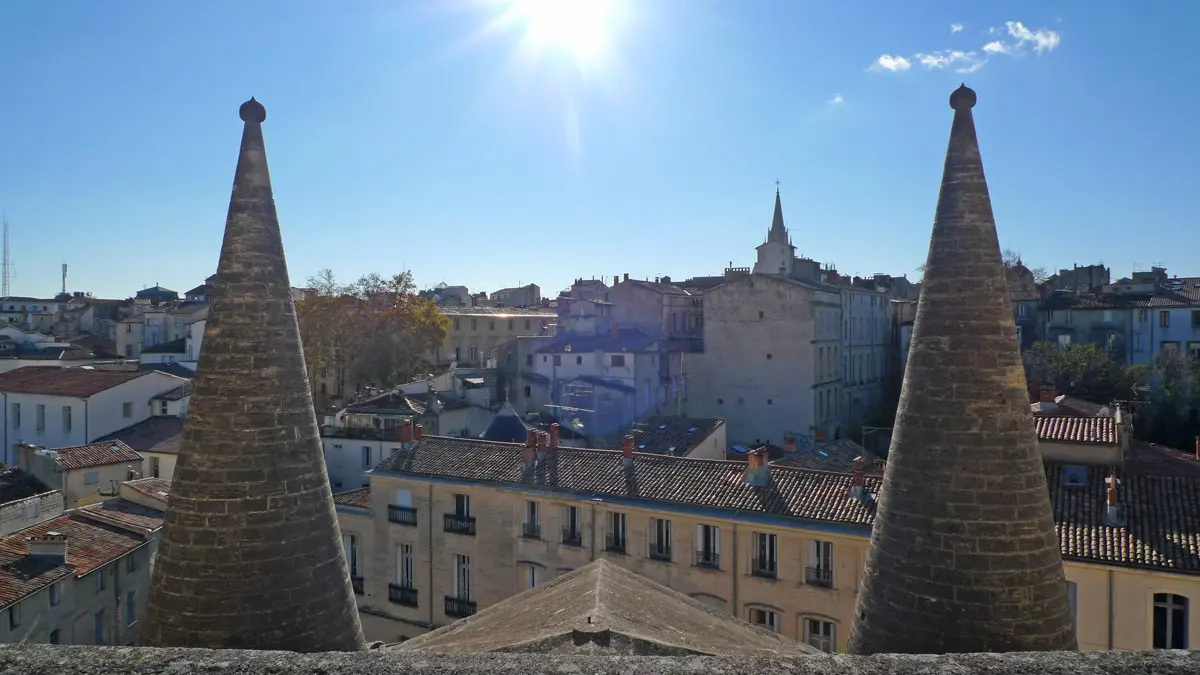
[1153,604,1167,648]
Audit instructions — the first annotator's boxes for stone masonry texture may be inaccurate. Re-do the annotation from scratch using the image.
[1,645,1195,675]
[141,98,365,651]
[847,86,1077,654]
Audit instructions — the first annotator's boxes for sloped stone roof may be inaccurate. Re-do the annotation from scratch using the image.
[398,559,816,656]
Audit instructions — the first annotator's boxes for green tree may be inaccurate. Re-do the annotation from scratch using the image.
[1136,349,1200,448]
[1022,341,1134,404]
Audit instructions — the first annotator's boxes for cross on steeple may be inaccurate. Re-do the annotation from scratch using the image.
[774,178,781,191]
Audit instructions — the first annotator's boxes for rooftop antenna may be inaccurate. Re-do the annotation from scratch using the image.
[2,210,9,297]
[62,263,68,296]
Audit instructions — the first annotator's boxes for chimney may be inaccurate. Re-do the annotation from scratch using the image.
[744,447,770,486]
[1104,473,1125,526]
[400,420,413,444]
[549,423,559,452]
[621,434,634,468]
[535,431,549,462]
[783,436,797,454]
[623,273,629,282]
[522,432,536,471]
[872,459,887,474]
[1038,385,1057,404]
[26,533,68,565]
[848,456,867,499]
[414,424,423,441]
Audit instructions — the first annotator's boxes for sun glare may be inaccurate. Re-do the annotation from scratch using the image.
[509,0,614,63]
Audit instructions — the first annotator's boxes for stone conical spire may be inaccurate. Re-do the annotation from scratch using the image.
[847,86,1076,655]
[767,188,788,244]
[142,98,365,652]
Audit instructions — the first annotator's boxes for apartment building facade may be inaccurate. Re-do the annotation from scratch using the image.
[428,308,555,369]
[336,436,1200,653]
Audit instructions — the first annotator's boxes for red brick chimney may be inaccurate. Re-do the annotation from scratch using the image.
[849,456,867,499]
[621,435,634,468]
[400,420,413,444]
[414,424,423,441]
[522,434,536,470]
[744,447,770,486]
[1039,385,1057,404]
[783,436,797,454]
[549,423,559,451]
[1104,473,1124,526]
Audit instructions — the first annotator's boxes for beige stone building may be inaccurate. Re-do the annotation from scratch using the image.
[336,436,1200,652]
[429,307,555,368]
[18,440,145,509]
[0,478,166,646]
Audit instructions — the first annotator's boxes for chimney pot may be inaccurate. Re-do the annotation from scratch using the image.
[526,429,538,448]
[549,423,559,450]
[414,424,423,441]
[624,273,629,282]
[622,435,634,458]
[1039,385,1057,404]
[26,534,68,564]
[783,436,797,454]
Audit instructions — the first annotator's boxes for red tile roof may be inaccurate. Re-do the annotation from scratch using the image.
[0,513,147,609]
[333,487,372,509]
[75,499,165,533]
[122,477,172,504]
[1035,416,1117,445]
[52,440,143,470]
[0,366,149,397]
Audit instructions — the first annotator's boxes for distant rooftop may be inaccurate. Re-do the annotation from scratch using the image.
[0,366,150,397]
[0,467,52,504]
[49,440,142,470]
[439,306,555,316]
[599,416,724,456]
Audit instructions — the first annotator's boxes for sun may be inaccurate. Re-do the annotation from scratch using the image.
[508,0,615,63]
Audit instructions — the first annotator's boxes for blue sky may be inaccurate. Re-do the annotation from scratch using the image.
[0,0,1195,300]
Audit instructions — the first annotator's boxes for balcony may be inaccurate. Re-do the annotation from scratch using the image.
[605,533,626,555]
[696,551,720,570]
[445,595,477,618]
[648,544,672,562]
[521,522,541,540]
[351,576,364,595]
[388,505,417,526]
[561,528,582,547]
[388,583,418,607]
[444,513,476,536]
[751,558,777,580]
[806,566,833,588]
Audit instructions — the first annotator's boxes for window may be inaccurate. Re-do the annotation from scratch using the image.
[526,353,533,366]
[126,552,138,573]
[752,532,778,578]
[1153,593,1188,649]
[606,511,627,553]
[552,354,562,366]
[1066,581,1078,634]
[523,564,544,590]
[807,540,834,587]
[525,320,531,330]
[523,385,531,397]
[95,569,107,592]
[489,320,495,330]
[1103,309,1113,323]
[575,355,582,365]
[1057,334,1072,347]
[1160,311,1171,327]
[696,524,720,568]
[150,456,160,478]
[49,629,59,645]
[471,319,477,331]
[122,402,133,418]
[10,402,19,429]
[56,404,71,433]
[94,610,106,645]
[49,581,60,606]
[758,311,764,319]
[611,354,626,367]
[7,603,19,630]
[342,534,360,577]
[748,608,780,633]
[126,590,137,626]
[562,505,582,545]
[454,554,472,600]
[648,517,672,561]
[804,618,835,653]
[27,499,39,520]
[453,319,460,330]
[84,471,100,486]
[455,493,471,518]
[1190,343,1200,362]
[362,446,372,468]
[160,401,168,415]
[1193,310,1200,328]
[398,544,414,587]
[35,404,45,431]
[523,500,541,539]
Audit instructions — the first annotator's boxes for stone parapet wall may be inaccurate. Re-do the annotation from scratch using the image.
[0,646,1195,675]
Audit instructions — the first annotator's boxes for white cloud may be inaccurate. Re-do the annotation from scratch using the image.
[950,24,964,33]
[870,54,912,72]
[1005,20,1061,53]
[915,50,986,74]
[827,94,844,105]
[982,40,1011,54]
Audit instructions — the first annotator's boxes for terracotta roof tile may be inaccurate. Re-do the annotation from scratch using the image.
[1035,416,1117,445]
[376,437,880,527]
[123,477,172,504]
[51,440,142,470]
[75,499,165,533]
[333,487,372,509]
[0,366,147,397]
[0,513,147,609]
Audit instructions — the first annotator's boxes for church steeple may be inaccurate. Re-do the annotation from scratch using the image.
[767,186,788,244]
[847,85,1077,654]
[142,98,366,652]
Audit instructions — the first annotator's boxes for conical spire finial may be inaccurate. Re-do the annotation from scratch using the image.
[767,184,788,245]
[847,86,1076,655]
[143,100,366,652]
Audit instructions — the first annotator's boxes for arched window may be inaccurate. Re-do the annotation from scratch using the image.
[1153,593,1189,649]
